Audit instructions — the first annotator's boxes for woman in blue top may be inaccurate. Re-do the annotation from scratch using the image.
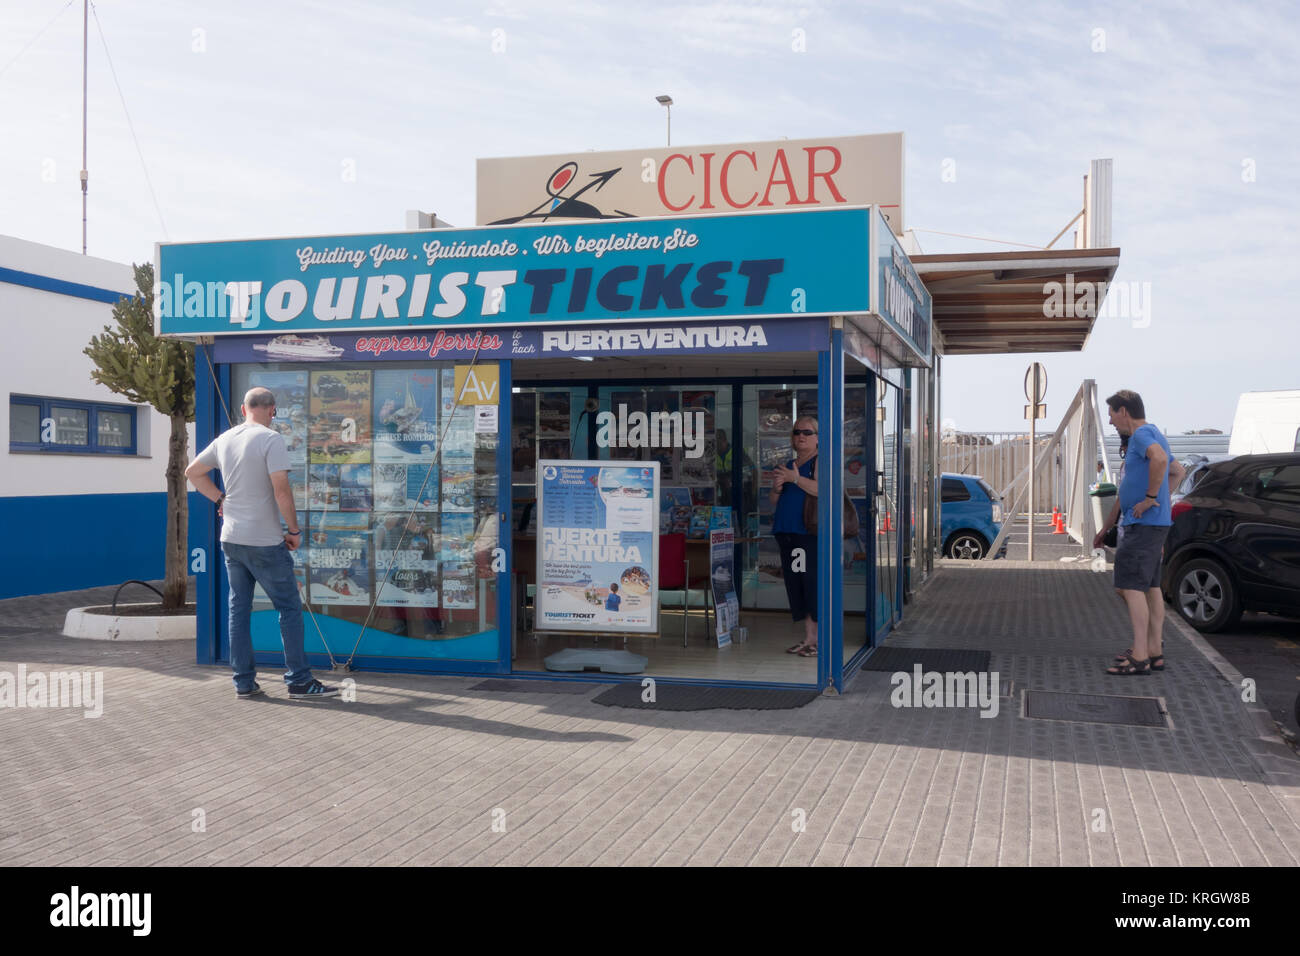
[770,416,819,658]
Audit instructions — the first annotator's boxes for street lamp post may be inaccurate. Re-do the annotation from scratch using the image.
[655,94,673,146]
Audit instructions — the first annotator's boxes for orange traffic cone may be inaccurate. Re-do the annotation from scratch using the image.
[1052,512,1066,534]
[883,512,893,532]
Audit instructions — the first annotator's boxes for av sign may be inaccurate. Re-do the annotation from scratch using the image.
[477,133,905,234]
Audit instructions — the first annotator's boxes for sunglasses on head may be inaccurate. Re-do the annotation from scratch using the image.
[791,428,817,437]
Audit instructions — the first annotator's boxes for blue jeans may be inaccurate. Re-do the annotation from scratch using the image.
[222,541,313,690]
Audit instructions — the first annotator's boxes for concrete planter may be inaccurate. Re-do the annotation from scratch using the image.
[63,604,196,641]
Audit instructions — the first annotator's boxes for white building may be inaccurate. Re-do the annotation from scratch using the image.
[1,234,191,599]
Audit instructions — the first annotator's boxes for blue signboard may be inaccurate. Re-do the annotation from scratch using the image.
[156,208,873,336]
[208,316,829,364]
[870,207,932,362]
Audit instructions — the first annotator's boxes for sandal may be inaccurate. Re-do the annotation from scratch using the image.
[786,643,807,654]
[1106,653,1150,676]
[1114,649,1166,670]
[796,645,818,657]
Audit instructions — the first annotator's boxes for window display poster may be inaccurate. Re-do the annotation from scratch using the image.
[536,460,658,633]
[308,512,370,606]
[441,447,475,512]
[660,486,692,535]
[374,512,439,607]
[288,468,308,511]
[309,369,372,463]
[758,388,793,435]
[308,464,339,511]
[249,371,309,464]
[710,527,739,643]
[339,464,373,511]
[689,505,712,538]
[537,391,570,438]
[373,369,440,462]
[758,438,791,488]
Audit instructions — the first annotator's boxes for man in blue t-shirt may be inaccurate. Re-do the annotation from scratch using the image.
[605,583,621,613]
[1102,389,1172,676]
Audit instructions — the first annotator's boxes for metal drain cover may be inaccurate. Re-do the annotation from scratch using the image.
[1024,690,1166,727]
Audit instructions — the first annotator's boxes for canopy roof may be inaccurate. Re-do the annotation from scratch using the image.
[912,247,1121,355]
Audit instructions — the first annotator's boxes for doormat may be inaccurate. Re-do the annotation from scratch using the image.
[591,684,821,711]
[1024,690,1166,728]
[861,647,992,673]
[469,679,603,695]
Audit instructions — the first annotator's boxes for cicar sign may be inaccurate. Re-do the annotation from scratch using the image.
[477,132,905,234]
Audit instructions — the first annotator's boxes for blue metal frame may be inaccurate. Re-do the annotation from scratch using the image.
[8,393,139,455]
[495,360,513,671]
[194,347,223,665]
[817,337,845,694]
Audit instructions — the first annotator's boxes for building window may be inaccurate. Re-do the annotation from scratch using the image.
[8,394,138,455]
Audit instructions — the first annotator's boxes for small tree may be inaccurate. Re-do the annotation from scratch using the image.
[85,263,195,610]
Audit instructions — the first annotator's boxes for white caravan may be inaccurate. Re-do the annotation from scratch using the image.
[1228,390,1300,455]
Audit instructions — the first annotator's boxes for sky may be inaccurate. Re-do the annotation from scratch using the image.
[2,0,1297,434]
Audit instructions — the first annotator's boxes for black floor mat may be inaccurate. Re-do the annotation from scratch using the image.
[469,679,603,695]
[860,647,992,673]
[591,683,821,711]
[1024,690,1167,727]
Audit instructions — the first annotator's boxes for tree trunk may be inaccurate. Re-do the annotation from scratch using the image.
[163,410,190,610]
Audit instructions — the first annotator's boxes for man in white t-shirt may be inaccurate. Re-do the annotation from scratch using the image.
[185,387,338,700]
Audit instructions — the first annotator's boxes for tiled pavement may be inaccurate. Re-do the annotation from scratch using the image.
[1,563,1297,866]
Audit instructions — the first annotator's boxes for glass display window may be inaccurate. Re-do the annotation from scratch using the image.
[231,362,501,657]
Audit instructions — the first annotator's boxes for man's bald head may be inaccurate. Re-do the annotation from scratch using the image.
[242,387,276,424]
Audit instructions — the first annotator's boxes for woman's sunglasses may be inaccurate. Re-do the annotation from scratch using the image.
[791,428,817,437]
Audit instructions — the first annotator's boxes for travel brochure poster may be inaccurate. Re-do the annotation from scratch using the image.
[309,369,372,463]
[439,512,477,609]
[248,370,308,464]
[373,462,438,512]
[537,461,658,633]
[710,526,739,644]
[308,512,370,606]
[373,369,439,462]
[374,512,438,608]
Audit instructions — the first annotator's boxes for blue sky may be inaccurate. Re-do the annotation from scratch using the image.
[3,0,1296,433]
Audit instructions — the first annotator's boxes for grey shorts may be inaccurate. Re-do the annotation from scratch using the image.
[1113,524,1170,591]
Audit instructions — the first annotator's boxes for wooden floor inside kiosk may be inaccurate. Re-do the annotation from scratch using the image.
[514,609,868,683]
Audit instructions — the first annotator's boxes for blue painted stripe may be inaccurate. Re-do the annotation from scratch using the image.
[0,491,187,599]
[0,266,129,305]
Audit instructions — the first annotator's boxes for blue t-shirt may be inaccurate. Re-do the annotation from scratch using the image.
[773,455,817,534]
[605,593,621,612]
[1119,423,1172,527]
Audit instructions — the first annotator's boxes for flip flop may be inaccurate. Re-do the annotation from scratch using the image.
[796,645,818,657]
[786,643,806,654]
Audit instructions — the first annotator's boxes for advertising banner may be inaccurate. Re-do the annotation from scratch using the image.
[710,526,739,645]
[157,207,873,336]
[870,206,933,363]
[476,133,905,232]
[536,460,659,633]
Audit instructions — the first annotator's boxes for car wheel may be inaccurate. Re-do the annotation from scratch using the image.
[944,531,988,560]
[1173,557,1243,633]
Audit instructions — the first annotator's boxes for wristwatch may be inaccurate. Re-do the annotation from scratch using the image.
[286,529,301,536]
[1145,494,1158,499]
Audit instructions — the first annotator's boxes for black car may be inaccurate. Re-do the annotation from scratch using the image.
[1161,453,1300,632]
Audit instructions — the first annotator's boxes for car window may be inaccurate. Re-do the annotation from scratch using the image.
[1248,464,1300,506]
[941,478,971,502]
[975,478,998,500]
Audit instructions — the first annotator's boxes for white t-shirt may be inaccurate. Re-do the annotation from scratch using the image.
[195,422,292,546]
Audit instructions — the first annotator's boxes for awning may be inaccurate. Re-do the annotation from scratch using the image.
[911,247,1121,355]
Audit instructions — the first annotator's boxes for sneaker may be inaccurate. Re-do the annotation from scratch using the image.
[288,679,340,700]
[236,683,265,699]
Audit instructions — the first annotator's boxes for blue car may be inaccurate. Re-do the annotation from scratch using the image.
[940,473,1004,559]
